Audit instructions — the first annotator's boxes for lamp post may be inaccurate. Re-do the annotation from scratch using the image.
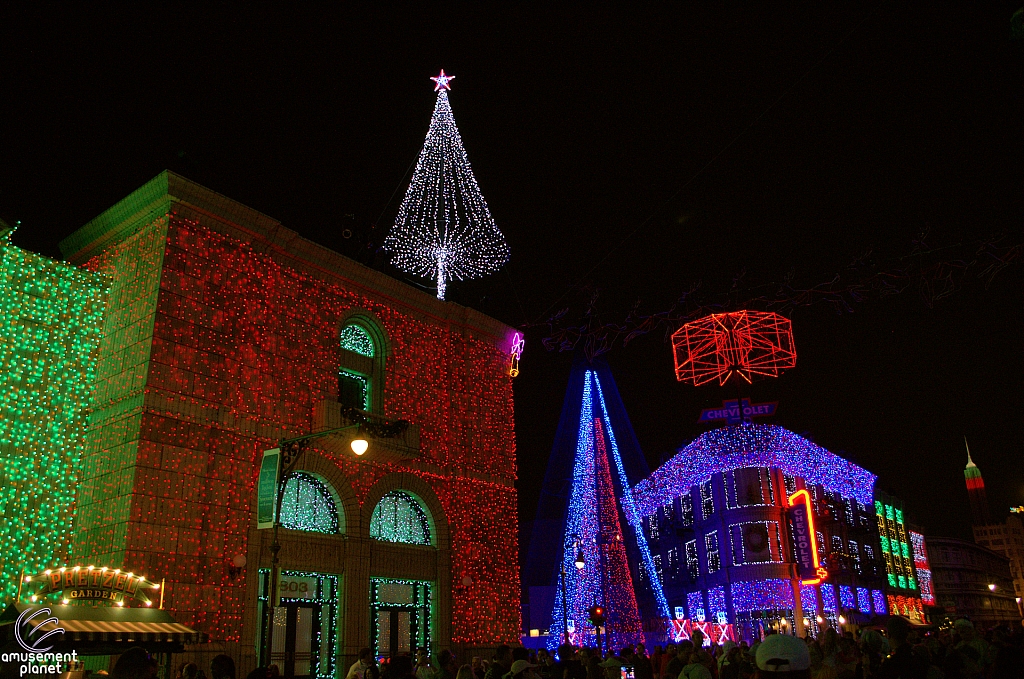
[559,534,584,648]
[262,424,369,667]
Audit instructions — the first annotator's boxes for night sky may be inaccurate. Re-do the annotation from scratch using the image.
[2,5,1022,543]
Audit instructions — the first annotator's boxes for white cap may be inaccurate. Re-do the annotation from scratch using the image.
[755,635,811,672]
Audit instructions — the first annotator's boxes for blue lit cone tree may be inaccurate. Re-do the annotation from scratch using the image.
[385,70,510,300]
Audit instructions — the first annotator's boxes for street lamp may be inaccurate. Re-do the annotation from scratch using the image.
[988,583,997,591]
[351,438,369,455]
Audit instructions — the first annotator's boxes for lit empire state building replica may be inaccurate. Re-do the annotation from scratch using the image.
[964,438,1024,602]
[964,439,991,526]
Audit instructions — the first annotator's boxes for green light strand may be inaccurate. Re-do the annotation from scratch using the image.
[279,472,339,534]
[0,237,107,601]
[340,324,374,357]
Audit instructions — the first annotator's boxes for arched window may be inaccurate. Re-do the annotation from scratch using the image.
[340,324,374,357]
[279,472,340,534]
[338,318,385,412]
[370,491,431,545]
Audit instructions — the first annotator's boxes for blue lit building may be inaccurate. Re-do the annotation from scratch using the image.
[632,425,895,643]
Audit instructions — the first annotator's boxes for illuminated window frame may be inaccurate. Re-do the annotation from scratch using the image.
[727,467,775,508]
[370,490,432,545]
[729,521,783,566]
[338,315,387,413]
[279,472,341,534]
[705,531,721,573]
[700,479,714,518]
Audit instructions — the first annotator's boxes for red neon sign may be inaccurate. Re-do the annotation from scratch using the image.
[788,489,828,585]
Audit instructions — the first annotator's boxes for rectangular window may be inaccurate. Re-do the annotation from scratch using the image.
[700,480,714,518]
[339,371,369,409]
[730,467,773,507]
[730,522,782,565]
[667,547,679,578]
[663,500,675,523]
[653,554,663,581]
[647,514,660,540]
[850,540,861,573]
[681,492,694,526]
[705,531,721,573]
[685,540,699,580]
[843,498,854,525]
[831,535,843,554]
[783,473,797,496]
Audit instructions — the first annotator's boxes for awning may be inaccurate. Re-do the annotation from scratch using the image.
[0,603,208,654]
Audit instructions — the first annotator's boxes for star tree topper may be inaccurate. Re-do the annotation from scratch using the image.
[430,69,455,91]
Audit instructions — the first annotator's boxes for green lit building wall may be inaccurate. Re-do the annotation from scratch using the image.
[67,215,169,564]
[0,224,107,599]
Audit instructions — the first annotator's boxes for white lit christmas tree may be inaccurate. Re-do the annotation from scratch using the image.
[385,70,510,300]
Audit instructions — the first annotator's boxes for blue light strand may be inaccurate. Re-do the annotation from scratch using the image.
[821,584,837,612]
[687,591,705,619]
[856,587,871,614]
[800,584,819,614]
[548,374,603,649]
[633,425,876,517]
[708,586,727,622]
[592,372,672,623]
[871,590,887,614]
[839,585,855,610]
[730,579,794,613]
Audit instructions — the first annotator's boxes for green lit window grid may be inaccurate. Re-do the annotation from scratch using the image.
[340,324,375,357]
[898,575,906,589]
[888,574,897,586]
[901,542,910,559]
[880,536,890,553]
[885,505,895,521]
[908,577,916,590]
[370,491,431,545]
[895,508,904,524]
[279,472,339,534]
[875,500,884,517]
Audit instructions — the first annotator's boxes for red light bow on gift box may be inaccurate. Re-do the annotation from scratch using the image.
[672,310,797,387]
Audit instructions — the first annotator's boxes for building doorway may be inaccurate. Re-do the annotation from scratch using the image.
[259,570,339,679]
[370,579,432,659]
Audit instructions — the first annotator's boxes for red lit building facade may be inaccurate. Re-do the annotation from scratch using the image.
[60,173,521,675]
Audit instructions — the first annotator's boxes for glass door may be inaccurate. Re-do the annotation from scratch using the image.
[369,579,432,659]
[259,570,339,679]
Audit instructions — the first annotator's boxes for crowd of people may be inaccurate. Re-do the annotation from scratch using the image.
[347,618,1024,679]
[99,617,1024,679]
